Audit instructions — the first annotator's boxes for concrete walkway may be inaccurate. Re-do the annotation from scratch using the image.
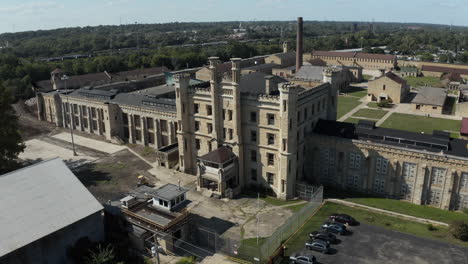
[375,107,397,126]
[326,199,448,227]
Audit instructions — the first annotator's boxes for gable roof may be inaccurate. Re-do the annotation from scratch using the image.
[442,72,463,82]
[267,51,296,61]
[239,72,288,95]
[308,58,327,66]
[0,158,103,257]
[198,147,236,164]
[295,65,327,81]
[412,87,447,106]
[373,71,406,85]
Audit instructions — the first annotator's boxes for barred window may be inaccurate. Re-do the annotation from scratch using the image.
[431,167,446,185]
[349,152,361,169]
[460,172,468,190]
[402,162,417,179]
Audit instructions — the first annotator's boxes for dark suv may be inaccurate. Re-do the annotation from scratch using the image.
[329,213,357,225]
[309,231,337,244]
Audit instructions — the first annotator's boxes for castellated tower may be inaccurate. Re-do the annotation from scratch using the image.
[174,73,193,173]
[323,68,338,121]
[283,41,289,53]
[278,82,299,199]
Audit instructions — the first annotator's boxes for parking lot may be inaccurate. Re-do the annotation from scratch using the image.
[291,222,468,264]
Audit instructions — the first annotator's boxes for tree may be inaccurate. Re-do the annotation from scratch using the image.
[449,220,468,241]
[0,84,25,174]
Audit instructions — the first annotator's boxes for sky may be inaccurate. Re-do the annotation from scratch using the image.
[0,0,467,33]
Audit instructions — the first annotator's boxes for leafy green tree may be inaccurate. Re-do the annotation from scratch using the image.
[449,220,468,241]
[0,83,25,174]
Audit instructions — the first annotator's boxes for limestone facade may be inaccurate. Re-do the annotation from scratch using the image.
[175,57,336,199]
[367,72,409,103]
[311,51,397,71]
[308,134,468,211]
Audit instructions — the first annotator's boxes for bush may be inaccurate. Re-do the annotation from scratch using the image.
[463,208,468,215]
[377,99,391,108]
[449,220,468,241]
[427,224,437,231]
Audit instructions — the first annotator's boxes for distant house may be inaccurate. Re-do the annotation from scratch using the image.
[460,118,468,139]
[0,158,104,264]
[397,67,419,77]
[367,71,409,103]
[265,51,296,67]
[411,87,447,114]
[441,72,464,90]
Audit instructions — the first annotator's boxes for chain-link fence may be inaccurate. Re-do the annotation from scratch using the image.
[194,185,323,263]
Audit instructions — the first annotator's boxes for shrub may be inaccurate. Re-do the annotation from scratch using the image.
[427,224,437,231]
[449,220,468,241]
[463,208,468,215]
[377,99,391,108]
[177,256,197,264]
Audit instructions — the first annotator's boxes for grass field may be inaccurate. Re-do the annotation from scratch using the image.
[404,76,443,88]
[367,102,379,108]
[346,198,468,224]
[344,117,363,124]
[380,113,461,136]
[283,202,468,256]
[337,96,361,119]
[363,74,373,81]
[353,108,387,119]
[345,86,368,98]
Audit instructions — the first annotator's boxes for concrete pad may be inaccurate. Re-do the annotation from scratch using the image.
[52,132,126,154]
[19,139,96,168]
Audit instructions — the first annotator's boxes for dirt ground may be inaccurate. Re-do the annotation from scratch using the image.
[13,102,57,140]
[73,149,152,203]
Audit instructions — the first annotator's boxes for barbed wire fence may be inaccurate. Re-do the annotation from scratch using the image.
[193,184,323,263]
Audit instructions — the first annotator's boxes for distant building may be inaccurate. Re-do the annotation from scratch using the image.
[460,118,468,139]
[397,67,419,77]
[32,66,169,92]
[367,71,409,103]
[411,87,447,114]
[241,63,280,75]
[272,66,296,79]
[421,65,468,79]
[310,51,397,71]
[441,73,464,90]
[264,43,296,68]
[195,56,267,81]
[293,65,354,92]
[0,158,104,264]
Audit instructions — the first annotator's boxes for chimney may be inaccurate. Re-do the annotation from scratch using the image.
[265,75,277,95]
[283,41,289,53]
[296,17,303,73]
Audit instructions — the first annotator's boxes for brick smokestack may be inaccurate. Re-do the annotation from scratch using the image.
[296,17,303,72]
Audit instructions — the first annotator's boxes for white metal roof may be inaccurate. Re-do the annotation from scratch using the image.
[0,158,103,257]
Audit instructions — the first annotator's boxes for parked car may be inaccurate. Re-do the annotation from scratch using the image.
[305,239,330,253]
[321,222,346,235]
[309,231,337,244]
[289,253,317,264]
[329,213,357,225]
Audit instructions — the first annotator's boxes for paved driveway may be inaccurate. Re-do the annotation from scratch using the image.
[294,223,468,264]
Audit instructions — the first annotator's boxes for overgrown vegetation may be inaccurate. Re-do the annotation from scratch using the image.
[449,221,468,241]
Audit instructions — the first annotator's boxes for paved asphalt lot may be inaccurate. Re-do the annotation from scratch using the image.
[293,223,468,264]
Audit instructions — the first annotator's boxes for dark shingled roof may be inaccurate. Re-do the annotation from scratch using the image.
[442,72,463,82]
[198,147,236,164]
[308,58,327,66]
[373,71,406,85]
[421,65,468,75]
[242,63,280,71]
[412,87,447,106]
[239,72,288,95]
[314,119,468,158]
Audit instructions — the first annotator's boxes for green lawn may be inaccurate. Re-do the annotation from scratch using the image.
[337,96,361,119]
[367,102,379,108]
[345,87,368,98]
[261,196,303,206]
[346,198,468,224]
[353,108,388,119]
[363,74,373,81]
[404,76,443,88]
[284,202,468,256]
[380,113,461,136]
[344,117,364,124]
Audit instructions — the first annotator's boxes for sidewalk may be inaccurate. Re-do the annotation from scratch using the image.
[326,199,448,227]
[337,100,368,122]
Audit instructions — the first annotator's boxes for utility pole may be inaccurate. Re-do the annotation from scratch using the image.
[62,75,77,156]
